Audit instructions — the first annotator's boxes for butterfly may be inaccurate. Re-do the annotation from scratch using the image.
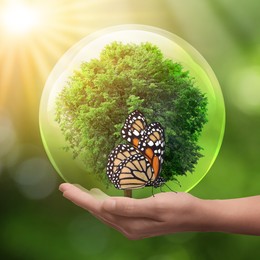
[107,110,166,190]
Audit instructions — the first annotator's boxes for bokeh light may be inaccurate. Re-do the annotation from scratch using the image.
[40,25,225,197]
[228,66,260,115]
[6,142,58,200]
[12,157,57,200]
[0,111,16,159]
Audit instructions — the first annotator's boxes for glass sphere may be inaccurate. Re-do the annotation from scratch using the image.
[39,24,225,197]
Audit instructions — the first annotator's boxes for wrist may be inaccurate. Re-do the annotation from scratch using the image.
[188,198,234,233]
[171,194,260,235]
[192,198,219,232]
[194,196,260,235]
[169,194,211,233]
[182,197,221,233]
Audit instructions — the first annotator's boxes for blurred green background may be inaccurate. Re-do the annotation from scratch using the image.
[1,0,260,259]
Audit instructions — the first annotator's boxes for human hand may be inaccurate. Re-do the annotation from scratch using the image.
[59,183,201,239]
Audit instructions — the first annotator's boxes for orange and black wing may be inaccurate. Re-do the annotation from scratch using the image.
[121,110,147,148]
[107,144,139,183]
[113,153,154,190]
[138,122,165,181]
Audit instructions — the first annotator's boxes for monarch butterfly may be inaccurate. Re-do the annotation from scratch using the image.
[107,110,166,190]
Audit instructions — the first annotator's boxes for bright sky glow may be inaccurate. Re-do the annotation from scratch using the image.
[2,4,41,34]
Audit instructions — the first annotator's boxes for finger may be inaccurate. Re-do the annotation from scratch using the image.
[60,184,109,199]
[60,184,125,229]
[59,183,74,192]
[59,184,160,238]
[59,183,103,213]
[89,188,110,200]
[102,196,159,219]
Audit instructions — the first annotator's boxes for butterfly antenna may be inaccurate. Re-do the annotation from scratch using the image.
[164,183,177,193]
[173,179,182,188]
[152,186,155,197]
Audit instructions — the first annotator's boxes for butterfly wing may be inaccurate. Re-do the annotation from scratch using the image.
[138,122,165,181]
[108,111,165,190]
[121,110,147,148]
[113,153,154,190]
[107,144,140,183]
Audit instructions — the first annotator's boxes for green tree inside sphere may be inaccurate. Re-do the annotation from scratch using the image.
[55,41,208,185]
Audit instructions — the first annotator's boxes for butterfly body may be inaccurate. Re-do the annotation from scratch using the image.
[107,110,166,190]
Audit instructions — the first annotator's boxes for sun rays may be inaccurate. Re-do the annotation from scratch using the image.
[0,0,170,111]
[0,0,98,110]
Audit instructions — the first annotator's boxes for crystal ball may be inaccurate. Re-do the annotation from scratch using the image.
[39,24,225,197]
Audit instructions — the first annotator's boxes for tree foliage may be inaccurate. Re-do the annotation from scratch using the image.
[55,41,208,184]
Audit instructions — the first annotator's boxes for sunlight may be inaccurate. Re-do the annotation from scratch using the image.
[0,0,97,110]
[2,3,41,35]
